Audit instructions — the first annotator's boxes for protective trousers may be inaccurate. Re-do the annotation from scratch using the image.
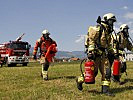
[40,56,50,80]
[77,52,111,93]
[119,53,127,75]
[112,51,127,82]
[99,52,111,93]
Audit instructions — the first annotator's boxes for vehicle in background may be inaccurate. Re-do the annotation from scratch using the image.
[0,33,31,67]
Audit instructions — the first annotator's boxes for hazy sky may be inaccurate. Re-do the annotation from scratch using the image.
[0,0,133,51]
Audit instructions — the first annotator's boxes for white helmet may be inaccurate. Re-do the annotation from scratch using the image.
[103,13,116,22]
[42,29,50,35]
[120,24,129,31]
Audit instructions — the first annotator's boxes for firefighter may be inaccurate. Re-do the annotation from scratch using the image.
[76,13,116,96]
[33,29,57,80]
[111,24,133,82]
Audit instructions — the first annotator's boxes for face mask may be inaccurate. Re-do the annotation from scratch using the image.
[108,20,115,33]
[123,28,129,37]
[123,28,128,33]
[108,20,114,26]
[43,34,50,40]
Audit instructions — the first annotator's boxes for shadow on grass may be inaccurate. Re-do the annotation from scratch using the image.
[49,76,76,80]
[2,64,39,68]
[125,78,133,82]
[86,78,133,95]
[86,86,133,95]
[119,78,133,85]
[110,86,133,94]
[87,90,101,95]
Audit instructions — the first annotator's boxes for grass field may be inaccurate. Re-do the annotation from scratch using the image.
[0,61,133,100]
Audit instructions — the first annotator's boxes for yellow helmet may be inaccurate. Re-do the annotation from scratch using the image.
[103,13,116,22]
[42,29,50,35]
[120,24,129,31]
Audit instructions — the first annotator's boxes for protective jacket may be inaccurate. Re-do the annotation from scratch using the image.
[117,32,132,51]
[85,22,114,86]
[87,22,113,54]
[111,32,133,54]
[33,36,57,56]
[77,21,115,94]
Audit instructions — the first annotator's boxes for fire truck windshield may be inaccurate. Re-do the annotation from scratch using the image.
[8,43,28,50]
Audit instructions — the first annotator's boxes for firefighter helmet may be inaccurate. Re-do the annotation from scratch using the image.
[42,29,50,35]
[120,24,129,32]
[103,13,116,22]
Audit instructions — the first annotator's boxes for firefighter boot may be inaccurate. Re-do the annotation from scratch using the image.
[102,85,115,97]
[76,76,84,91]
[42,71,48,80]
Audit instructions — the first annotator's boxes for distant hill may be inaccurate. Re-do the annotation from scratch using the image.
[56,51,86,58]
[30,47,86,58]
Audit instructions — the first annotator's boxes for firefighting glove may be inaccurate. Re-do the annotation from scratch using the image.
[50,51,55,54]
[87,51,95,60]
[121,62,127,74]
[114,53,119,59]
[87,53,95,60]
[87,45,95,60]
[33,55,37,60]
[97,49,102,55]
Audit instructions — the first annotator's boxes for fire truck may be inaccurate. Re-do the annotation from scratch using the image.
[0,33,31,67]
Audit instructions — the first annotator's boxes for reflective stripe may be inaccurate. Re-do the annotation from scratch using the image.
[78,76,84,83]
[42,71,47,75]
[42,71,48,76]
[101,81,110,86]
[88,45,95,51]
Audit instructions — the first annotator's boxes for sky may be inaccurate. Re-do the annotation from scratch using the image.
[0,0,133,51]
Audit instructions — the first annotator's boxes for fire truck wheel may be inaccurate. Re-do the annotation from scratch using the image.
[23,63,27,66]
[8,64,12,67]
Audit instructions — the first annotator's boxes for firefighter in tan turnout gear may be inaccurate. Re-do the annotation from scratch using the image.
[33,29,57,80]
[76,13,116,96]
[111,24,133,82]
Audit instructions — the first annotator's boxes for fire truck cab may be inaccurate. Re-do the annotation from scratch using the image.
[0,34,31,67]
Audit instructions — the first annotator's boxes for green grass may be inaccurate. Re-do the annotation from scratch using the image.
[0,61,133,100]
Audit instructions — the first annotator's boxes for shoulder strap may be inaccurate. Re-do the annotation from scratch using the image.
[118,32,121,43]
[96,24,105,46]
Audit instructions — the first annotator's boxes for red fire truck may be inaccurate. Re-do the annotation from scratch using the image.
[0,33,31,67]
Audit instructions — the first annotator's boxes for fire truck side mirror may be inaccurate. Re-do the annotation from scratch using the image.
[28,44,31,49]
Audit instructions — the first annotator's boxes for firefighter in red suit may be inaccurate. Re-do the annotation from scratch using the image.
[33,29,57,80]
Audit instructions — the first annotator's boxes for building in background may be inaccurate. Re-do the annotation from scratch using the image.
[126,52,133,61]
